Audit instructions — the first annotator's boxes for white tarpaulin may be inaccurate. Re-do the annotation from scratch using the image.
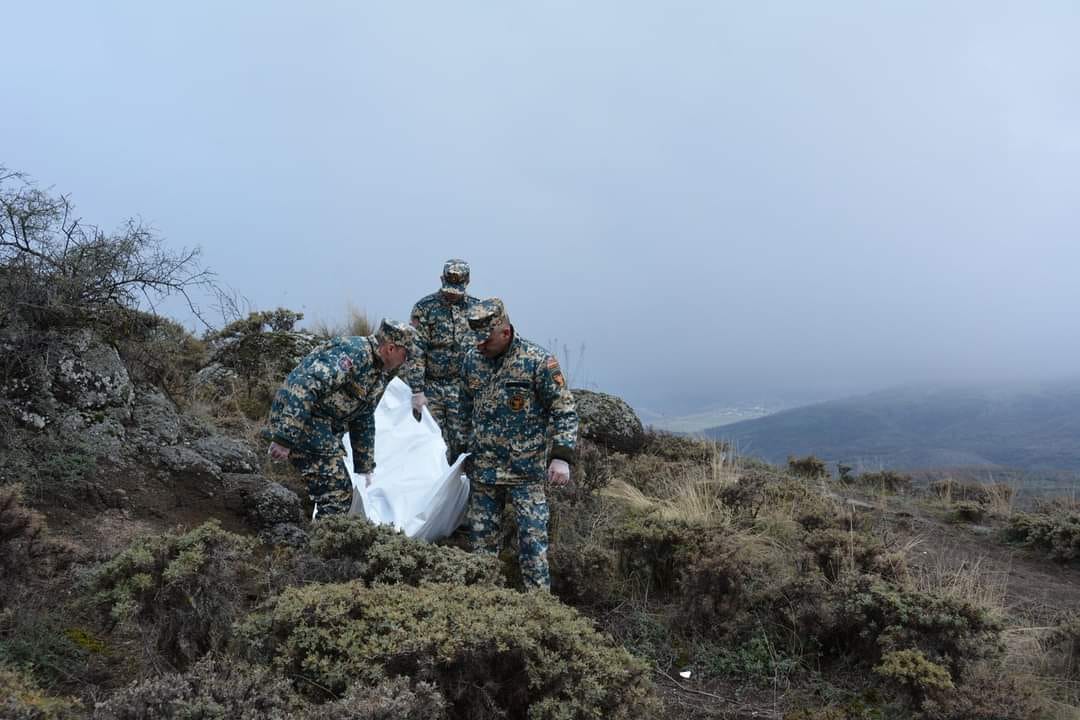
[344,377,469,541]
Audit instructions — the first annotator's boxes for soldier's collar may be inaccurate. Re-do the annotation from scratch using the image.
[368,336,385,368]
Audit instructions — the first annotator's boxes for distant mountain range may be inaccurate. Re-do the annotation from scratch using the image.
[704,380,1080,473]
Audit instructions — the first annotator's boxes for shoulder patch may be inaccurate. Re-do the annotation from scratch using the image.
[338,356,354,372]
[546,356,559,370]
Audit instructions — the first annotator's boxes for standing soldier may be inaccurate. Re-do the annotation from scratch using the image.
[460,298,578,592]
[405,259,480,461]
[266,319,415,517]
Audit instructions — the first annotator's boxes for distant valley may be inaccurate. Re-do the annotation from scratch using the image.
[701,379,1080,493]
[638,404,778,434]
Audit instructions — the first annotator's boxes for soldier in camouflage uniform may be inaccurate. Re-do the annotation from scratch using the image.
[460,298,578,591]
[405,259,480,460]
[267,319,416,517]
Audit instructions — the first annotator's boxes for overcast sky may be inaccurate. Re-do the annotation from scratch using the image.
[4,2,1078,415]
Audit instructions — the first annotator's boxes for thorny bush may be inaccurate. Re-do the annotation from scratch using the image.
[239,582,658,720]
[89,520,257,669]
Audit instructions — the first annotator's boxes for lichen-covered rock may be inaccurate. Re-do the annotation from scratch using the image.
[259,522,308,547]
[51,329,134,411]
[158,445,222,483]
[192,436,259,474]
[571,388,645,452]
[222,473,303,528]
[193,362,238,390]
[249,482,302,527]
[131,386,182,445]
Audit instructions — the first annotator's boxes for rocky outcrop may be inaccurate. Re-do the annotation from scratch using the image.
[50,329,134,411]
[222,473,298,524]
[571,389,645,453]
[191,436,260,474]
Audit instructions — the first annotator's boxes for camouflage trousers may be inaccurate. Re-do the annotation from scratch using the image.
[466,482,550,592]
[425,379,467,462]
[289,451,353,518]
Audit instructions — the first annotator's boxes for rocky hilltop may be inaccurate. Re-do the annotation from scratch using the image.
[4,169,1080,719]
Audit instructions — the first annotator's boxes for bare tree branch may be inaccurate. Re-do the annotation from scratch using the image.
[0,165,220,330]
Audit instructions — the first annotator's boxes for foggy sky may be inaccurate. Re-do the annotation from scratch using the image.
[4,2,1079,415]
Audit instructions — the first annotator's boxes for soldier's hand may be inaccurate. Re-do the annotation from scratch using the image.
[411,392,428,421]
[547,459,571,487]
[268,441,291,461]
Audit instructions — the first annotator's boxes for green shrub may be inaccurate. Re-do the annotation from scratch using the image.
[92,655,447,720]
[549,543,618,606]
[238,582,658,720]
[677,528,791,635]
[948,501,985,524]
[788,455,828,479]
[639,431,720,462]
[611,513,694,596]
[803,528,887,582]
[301,516,502,587]
[873,649,953,697]
[851,470,912,495]
[0,665,83,720]
[89,521,257,668]
[700,631,799,683]
[720,468,841,529]
[822,576,1003,676]
[1004,511,1080,562]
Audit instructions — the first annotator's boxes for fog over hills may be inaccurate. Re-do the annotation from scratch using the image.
[706,379,1080,473]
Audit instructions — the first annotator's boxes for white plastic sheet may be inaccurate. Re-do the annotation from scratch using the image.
[344,377,469,541]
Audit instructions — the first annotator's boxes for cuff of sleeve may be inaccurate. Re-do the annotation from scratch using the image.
[549,445,575,465]
[271,435,295,450]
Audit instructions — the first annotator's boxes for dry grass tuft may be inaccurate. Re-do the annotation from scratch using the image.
[309,303,372,338]
[908,545,1010,614]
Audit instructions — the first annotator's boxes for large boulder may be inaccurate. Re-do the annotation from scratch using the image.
[222,473,302,525]
[131,386,183,446]
[50,329,134,411]
[191,436,260,474]
[571,389,645,453]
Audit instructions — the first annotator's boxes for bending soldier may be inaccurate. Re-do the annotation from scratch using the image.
[460,298,578,591]
[267,319,415,517]
[405,259,480,460]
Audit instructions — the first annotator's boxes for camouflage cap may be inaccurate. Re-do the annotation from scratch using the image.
[375,318,416,347]
[467,297,508,334]
[441,258,470,296]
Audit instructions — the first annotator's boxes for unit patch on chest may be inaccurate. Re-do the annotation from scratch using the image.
[508,395,526,412]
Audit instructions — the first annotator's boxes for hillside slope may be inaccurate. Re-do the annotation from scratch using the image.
[707,380,1080,472]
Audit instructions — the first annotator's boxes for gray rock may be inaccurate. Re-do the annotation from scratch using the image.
[158,444,222,483]
[131,386,182,445]
[192,436,260,474]
[259,522,308,547]
[51,329,134,411]
[571,388,645,453]
[221,473,302,527]
[193,362,238,389]
[249,481,302,526]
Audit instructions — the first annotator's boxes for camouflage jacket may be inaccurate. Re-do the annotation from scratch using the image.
[460,332,578,485]
[403,292,480,390]
[268,335,392,473]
